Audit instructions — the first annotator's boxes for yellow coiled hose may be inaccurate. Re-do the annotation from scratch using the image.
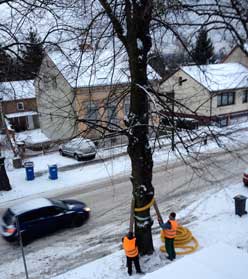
[160,225,199,255]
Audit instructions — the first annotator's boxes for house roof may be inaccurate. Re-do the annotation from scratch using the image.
[47,47,160,88]
[5,111,38,119]
[0,80,35,101]
[181,63,248,92]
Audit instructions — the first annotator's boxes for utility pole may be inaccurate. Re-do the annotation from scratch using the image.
[16,216,29,279]
[171,78,187,151]
[171,89,175,151]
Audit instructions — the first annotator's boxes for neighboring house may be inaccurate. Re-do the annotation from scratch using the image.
[35,53,76,141]
[222,44,248,67]
[159,63,248,127]
[36,45,158,141]
[0,80,39,132]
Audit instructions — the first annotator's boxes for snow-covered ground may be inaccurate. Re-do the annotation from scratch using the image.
[1,122,248,206]
[52,182,248,279]
[1,123,248,278]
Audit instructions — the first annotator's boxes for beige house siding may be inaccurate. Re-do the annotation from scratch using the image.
[159,69,211,117]
[223,47,248,68]
[160,68,248,126]
[212,88,248,116]
[75,84,129,139]
[35,55,77,141]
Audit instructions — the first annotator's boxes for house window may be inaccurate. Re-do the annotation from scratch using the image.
[242,90,248,103]
[52,76,57,89]
[217,92,235,107]
[43,75,50,90]
[107,105,118,128]
[124,97,130,116]
[86,102,98,121]
[166,91,175,103]
[17,102,24,111]
[124,103,130,116]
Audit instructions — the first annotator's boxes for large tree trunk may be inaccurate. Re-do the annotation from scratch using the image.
[126,0,154,255]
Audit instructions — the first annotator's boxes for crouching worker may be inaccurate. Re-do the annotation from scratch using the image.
[122,232,143,276]
[159,212,178,261]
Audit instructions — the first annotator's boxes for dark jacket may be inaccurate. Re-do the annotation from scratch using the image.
[159,220,172,230]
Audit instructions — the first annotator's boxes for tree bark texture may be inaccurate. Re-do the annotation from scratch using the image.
[126,0,154,255]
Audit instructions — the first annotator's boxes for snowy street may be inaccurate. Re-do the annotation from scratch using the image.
[0,145,247,279]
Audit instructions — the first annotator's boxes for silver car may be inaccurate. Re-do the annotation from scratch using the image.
[59,138,96,161]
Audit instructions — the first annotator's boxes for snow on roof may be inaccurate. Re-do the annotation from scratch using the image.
[0,80,35,101]
[10,198,52,215]
[181,63,248,92]
[6,111,38,119]
[48,47,159,88]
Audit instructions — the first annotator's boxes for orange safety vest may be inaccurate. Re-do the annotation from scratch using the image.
[163,220,178,239]
[123,236,139,258]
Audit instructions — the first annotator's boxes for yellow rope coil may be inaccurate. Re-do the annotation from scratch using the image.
[160,226,199,255]
[134,197,155,212]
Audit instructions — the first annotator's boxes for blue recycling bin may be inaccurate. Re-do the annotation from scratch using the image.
[48,164,58,180]
[24,161,34,181]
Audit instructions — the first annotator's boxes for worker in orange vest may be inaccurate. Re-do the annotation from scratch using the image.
[159,212,178,261]
[122,232,143,276]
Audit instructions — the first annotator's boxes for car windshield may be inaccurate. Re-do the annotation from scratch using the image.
[49,199,68,210]
[2,209,15,225]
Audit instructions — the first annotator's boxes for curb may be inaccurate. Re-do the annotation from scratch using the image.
[34,151,128,177]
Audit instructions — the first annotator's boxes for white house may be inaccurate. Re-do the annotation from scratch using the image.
[159,62,248,127]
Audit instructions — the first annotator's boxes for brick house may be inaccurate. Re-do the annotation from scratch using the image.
[36,46,158,141]
[159,63,248,127]
[0,80,40,132]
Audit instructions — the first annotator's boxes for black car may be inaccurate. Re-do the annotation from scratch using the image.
[0,198,90,244]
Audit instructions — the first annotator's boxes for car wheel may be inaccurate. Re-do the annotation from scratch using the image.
[72,216,84,227]
[59,149,65,156]
[74,154,81,161]
[82,154,96,161]
[89,154,96,160]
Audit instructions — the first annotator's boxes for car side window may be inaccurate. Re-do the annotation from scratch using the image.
[19,209,44,223]
[43,207,63,217]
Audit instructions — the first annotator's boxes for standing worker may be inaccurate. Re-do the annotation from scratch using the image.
[122,232,143,276]
[159,212,178,261]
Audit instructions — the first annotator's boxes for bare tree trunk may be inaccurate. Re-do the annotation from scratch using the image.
[126,0,154,255]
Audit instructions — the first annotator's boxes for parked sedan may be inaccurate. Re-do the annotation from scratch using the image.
[59,138,97,161]
[0,198,90,244]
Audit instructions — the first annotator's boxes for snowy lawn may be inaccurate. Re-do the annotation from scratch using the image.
[0,124,248,278]
[52,183,248,279]
[1,121,248,205]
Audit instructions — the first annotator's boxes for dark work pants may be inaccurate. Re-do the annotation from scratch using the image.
[165,238,176,260]
[126,255,141,275]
